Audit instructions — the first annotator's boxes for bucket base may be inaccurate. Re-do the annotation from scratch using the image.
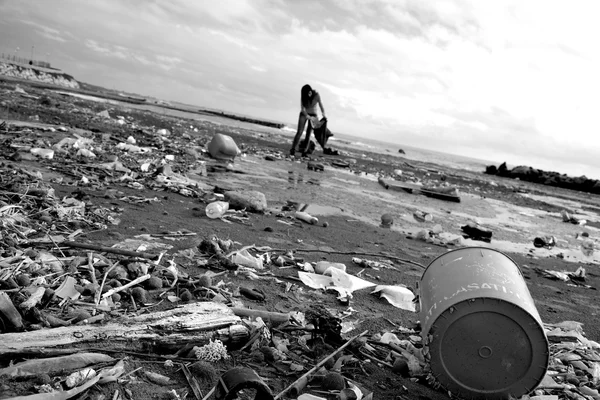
[425,297,548,400]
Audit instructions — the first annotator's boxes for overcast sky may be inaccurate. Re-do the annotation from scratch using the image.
[1,0,599,179]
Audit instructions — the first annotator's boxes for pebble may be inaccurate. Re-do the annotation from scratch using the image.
[392,357,410,377]
[131,287,148,304]
[146,276,163,289]
[180,290,193,302]
[15,274,31,287]
[322,372,345,390]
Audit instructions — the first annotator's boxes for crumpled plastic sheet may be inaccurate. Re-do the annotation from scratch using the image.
[298,268,376,299]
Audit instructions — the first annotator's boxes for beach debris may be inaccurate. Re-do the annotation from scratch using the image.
[560,210,586,225]
[298,268,376,301]
[535,266,592,288]
[534,236,557,248]
[581,239,595,257]
[461,222,493,242]
[207,367,274,400]
[224,190,267,212]
[2,81,598,400]
[207,133,241,161]
[314,261,346,275]
[296,210,318,225]
[205,201,229,219]
[194,339,230,362]
[231,248,264,269]
[413,210,433,223]
[380,213,393,228]
[96,109,110,118]
[352,257,397,271]
[307,161,324,171]
[276,330,368,399]
[0,353,113,378]
[30,148,54,159]
[371,285,416,311]
[0,292,23,331]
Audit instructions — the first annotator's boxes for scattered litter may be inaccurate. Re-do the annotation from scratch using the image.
[371,285,416,311]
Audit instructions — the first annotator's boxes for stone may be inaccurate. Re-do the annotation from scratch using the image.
[224,190,267,212]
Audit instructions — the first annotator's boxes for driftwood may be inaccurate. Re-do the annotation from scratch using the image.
[61,241,160,260]
[273,247,426,269]
[0,302,248,358]
[231,307,290,324]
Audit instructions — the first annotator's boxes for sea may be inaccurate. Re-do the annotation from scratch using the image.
[279,126,492,174]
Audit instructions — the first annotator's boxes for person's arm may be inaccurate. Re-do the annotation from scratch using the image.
[301,99,310,118]
[317,94,326,118]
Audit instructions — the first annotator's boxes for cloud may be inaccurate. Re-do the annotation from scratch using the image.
[18,19,73,43]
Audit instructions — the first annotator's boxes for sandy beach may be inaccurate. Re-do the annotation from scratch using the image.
[1,78,599,400]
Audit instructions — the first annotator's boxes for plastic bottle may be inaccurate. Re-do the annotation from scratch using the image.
[205,201,229,219]
[295,211,318,225]
[581,240,595,257]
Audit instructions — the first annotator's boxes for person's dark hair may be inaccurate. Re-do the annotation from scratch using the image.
[301,84,314,107]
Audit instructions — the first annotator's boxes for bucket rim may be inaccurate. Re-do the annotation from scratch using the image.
[419,246,523,281]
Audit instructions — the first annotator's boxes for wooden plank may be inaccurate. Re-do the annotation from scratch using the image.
[0,302,247,357]
[378,178,461,202]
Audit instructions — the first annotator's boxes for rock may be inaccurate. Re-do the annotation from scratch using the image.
[485,165,498,175]
[322,372,345,390]
[131,287,148,304]
[224,190,267,212]
[154,164,173,176]
[184,148,200,159]
[398,149,406,154]
[307,161,324,171]
[146,276,163,289]
[97,110,110,119]
[180,290,193,302]
[392,357,410,377]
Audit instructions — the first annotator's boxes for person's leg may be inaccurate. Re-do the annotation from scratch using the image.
[301,123,313,155]
[291,112,308,155]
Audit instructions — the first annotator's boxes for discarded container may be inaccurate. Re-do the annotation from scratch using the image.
[30,148,54,159]
[205,201,229,219]
[295,211,318,225]
[207,133,240,161]
[214,367,274,400]
[315,261,346,275]
[581,239,595,257]
[419,247,549,400]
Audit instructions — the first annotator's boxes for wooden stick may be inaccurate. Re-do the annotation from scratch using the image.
[274,330,368,400]
[182,363,204,400]
[200,386,215,400]
[96,261,119,305]
[19,286,46,310]
[265,247,425,269]
[230,308,290,324]
[102,274,151,299]
[62,241,159,260]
